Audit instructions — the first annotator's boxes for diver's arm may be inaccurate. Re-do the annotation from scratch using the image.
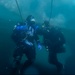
[59,31,66,44]
[11,24,27,46]
[11,25,19,44]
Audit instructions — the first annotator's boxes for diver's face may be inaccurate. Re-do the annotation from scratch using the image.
[30,18,36,26]
[44,21,49,28]
[44,24,49,28]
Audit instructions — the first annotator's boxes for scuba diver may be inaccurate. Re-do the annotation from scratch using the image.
[11,15,42,75]
[37,20,66,73]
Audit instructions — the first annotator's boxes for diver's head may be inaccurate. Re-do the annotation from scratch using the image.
[44,20,49,27]
[26,15,36,26]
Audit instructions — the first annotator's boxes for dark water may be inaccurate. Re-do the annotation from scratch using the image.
[0,0,75,74]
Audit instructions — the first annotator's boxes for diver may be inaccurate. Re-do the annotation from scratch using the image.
[11,15,42,75]
[38,20,66,73]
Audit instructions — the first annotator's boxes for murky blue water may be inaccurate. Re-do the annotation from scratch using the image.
[0,0,75,74]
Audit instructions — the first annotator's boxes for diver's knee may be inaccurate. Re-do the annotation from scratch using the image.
[12,60,20,68]
[12,56,21,68]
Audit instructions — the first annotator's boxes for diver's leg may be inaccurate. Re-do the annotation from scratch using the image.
[49,51,63,73]
[20,46,36,74]
[11,56,21,74]
[10,47,23,74]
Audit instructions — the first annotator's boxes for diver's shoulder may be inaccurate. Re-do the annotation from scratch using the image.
[54,26,64,35]
[13,22,27,30]
[50,26,61,32]
[52,26,61,30]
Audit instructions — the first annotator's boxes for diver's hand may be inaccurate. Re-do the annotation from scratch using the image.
[25,40,33,46]
[38,44,42,50]
[46,46,49,52]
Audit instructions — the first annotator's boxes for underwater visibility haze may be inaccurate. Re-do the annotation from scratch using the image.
[0,0,75,74]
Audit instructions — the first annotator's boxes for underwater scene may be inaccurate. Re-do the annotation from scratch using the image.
[0,0,75,75]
